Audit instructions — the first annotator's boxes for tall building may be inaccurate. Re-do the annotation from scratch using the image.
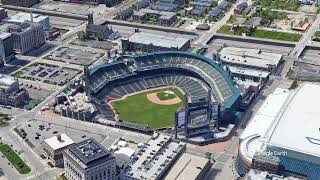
[0,32,14,65]
[1,0,40,7]
[5,22,46,54]
[63,138,116,180]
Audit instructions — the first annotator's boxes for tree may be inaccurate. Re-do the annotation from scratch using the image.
[289,80,299,90]
[205,152,212,159]
[77,31,87,40]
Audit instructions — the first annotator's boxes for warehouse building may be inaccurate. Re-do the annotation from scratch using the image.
[122,32,190,52]
[236,83,320,180]
[218,47,283,73]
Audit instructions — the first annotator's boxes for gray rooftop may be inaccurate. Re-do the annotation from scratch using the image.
[128,32,189,49]
[134,8,177,20]
[68,138,112,166]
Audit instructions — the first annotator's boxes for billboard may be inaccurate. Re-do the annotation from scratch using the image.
[211,103,220,120]
[187,108,209,129]
[176,110,186,128]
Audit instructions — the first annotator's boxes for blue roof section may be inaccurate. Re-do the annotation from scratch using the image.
[88,51,240,109]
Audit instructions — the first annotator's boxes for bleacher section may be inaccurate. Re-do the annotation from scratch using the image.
[86,51,240,120]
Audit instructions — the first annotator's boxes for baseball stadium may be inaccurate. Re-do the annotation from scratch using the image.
[84,51,240,131]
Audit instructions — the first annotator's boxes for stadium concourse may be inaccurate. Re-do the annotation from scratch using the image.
[84,51,240,131]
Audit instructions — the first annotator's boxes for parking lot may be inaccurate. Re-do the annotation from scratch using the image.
[16,119,107,156]
[13,63,81,86]
[46,47,104,66]
[71,38,117,50]
[20,83,53,109]
[35,1,99,15]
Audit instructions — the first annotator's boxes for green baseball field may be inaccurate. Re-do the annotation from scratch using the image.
[111,88,185,129]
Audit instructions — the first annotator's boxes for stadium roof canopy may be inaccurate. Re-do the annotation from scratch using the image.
[267,83,320,159]
[240,83,320,165]
[88,51,240,110]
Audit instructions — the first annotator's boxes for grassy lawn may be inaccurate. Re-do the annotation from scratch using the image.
[156,90,177,100]
[227,15,237,23]
[217,25,246,35]
[0,144,31,174]
[254,9,288,20]
[261,0,300,11]
[251,29,302,42]
[111,88,184,129]
[217,25,301,41]
[314,31,320,38]
[14,128,24,139]
[0,114,11,126]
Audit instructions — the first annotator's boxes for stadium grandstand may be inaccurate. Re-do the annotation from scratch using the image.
[84,51,240,129]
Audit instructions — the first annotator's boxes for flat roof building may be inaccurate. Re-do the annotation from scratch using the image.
[3,12,50,30]
[218,47,283,73]
[125,134,186,180]
[42,134,74,167]
[64,138,116,180]
[236,83,320,180]
[122,32,190,52]
[165,153,211,180]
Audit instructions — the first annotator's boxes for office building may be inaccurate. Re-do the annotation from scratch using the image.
[0,74,29,107]
[1,0,40,7]
[42,134,74,167]
[236,83,320,180]
[0,32,14,65]
[3,22,46,54]
[63,138,116,180]
[3,12,50,30]
[125,134,186,180]
[122,32,190,52]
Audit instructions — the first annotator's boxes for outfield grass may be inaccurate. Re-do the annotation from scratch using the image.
[250,29,302,42]
[111,88,184,129]
[0,144,31,174]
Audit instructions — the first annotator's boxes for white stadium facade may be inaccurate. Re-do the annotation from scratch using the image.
[236,83,320,180]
